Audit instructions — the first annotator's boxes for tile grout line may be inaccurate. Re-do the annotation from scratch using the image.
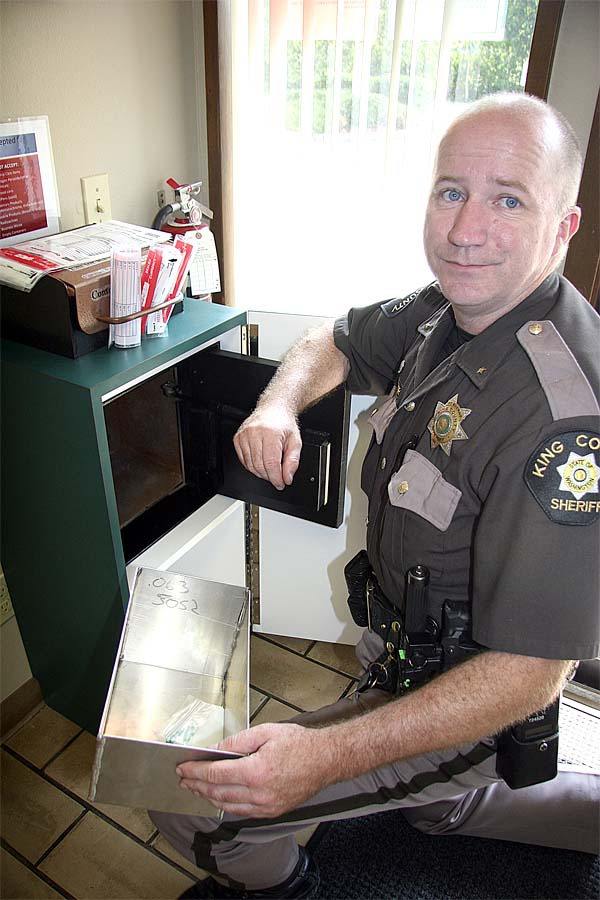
[250,695,270,722]
[1,836,75,899]
[149,840,206,881]
[248,685,305,714]
[34,809,88,868]
[303,640,317,656]
[339,681,358,700]
[255,634,362,680]
[0,700,46,745]
[41,728,86,771]
[2,744,200,884]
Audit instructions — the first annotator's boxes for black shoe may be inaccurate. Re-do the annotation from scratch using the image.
[178,847,320,899]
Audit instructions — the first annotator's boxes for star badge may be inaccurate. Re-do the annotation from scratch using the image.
[427,394,471,456]
[556,452,600,500]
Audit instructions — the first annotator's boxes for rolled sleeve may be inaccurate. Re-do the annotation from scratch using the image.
[333,302,411,396]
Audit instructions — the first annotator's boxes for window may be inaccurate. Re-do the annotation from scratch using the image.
[220,0,539,315]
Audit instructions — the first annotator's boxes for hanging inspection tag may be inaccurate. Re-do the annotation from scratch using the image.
[186,228,221,297]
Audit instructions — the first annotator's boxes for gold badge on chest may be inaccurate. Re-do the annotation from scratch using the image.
[427,394,471,456]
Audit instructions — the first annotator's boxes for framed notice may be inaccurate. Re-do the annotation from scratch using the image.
[0,117,61,247]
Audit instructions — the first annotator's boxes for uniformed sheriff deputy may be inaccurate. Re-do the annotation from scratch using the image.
[151,93,600,899]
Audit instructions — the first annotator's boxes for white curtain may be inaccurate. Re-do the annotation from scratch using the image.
[218,0,534,316]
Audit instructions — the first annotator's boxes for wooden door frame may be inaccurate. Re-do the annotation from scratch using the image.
[524,0,564,100]
[563,91,600,308]
[203,1,225,304]
[525,0,599,307]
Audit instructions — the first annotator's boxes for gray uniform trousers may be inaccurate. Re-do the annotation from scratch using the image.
[150,632,600,891]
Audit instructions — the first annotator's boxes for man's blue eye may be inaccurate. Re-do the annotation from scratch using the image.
[501,196,520,209]
[442,189,462,202]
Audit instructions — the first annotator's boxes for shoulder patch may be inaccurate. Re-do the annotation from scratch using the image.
[524,431,600,525]
[380,290,420,318]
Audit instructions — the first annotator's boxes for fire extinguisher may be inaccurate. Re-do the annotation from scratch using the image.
[152,178,213,235]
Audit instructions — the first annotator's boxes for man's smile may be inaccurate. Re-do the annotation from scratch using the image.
[441,259,501,269]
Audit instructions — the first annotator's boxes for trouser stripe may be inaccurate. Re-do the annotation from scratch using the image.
[200,741,496,847]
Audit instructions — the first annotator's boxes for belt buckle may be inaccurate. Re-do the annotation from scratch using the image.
[366,579,374,632]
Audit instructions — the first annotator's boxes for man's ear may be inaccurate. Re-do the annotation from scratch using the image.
[553,206,581,256]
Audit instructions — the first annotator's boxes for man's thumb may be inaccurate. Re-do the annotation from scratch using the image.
[282,432,302,485]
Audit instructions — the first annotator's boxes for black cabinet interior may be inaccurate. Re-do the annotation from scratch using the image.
[105,345,350,563]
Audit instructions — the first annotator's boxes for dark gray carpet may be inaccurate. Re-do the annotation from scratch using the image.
[309,810,599,899]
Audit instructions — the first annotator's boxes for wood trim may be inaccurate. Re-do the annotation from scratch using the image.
[525,0,564,100]
[0,677,43,738]
[564,90,600,308]
[203,0,226,304]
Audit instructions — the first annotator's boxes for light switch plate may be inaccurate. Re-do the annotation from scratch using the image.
[81,173,112,224]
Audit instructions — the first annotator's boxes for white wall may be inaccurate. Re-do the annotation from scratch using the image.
[0,0,208,705]
[0,0,208,231]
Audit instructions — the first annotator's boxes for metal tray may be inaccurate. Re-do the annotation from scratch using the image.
[90,567,249,814]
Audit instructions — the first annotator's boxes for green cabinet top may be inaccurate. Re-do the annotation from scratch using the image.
[1,302,247,398]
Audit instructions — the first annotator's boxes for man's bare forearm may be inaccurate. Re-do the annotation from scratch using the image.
[313,651,572,788]
[234,322,350,488]
[258,322,349,417]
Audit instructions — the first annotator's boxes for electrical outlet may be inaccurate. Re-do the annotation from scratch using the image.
[81,173,112,224]
[0,575,14,626]
[157,190,166,208]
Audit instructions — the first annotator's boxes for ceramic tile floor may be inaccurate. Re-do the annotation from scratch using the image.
[1,633,362,899]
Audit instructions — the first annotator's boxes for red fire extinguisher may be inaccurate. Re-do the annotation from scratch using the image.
[152,179,213,235]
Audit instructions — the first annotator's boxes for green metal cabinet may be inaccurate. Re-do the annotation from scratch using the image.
[1,303,246,732]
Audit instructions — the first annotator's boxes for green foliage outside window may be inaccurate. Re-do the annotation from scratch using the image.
[448,0,538,101]
[284,0,538,135]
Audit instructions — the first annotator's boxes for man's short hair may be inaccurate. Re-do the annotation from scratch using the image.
[446,92,583,215]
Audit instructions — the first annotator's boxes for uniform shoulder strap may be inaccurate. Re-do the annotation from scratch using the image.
[517,320,600,421]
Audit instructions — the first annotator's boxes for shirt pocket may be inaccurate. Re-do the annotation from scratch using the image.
[387,449,462,532]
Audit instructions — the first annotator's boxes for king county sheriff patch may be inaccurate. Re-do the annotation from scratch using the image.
[524,431,600,525]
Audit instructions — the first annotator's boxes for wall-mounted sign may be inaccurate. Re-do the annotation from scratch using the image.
[0,116,61,247]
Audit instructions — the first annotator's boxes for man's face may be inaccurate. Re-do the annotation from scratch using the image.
[423,110,576,320]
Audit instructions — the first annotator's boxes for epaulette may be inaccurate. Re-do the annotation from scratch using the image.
[516,320,600,420]
[380,282,441,319]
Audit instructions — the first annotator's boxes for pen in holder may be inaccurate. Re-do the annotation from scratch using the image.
[109,245,142,349]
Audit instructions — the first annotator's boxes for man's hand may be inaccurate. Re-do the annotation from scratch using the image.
[234,406,302,490]
[176,723,331,818]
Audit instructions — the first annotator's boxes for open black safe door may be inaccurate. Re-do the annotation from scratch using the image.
[179,348,350,528]
[113,345,351,563]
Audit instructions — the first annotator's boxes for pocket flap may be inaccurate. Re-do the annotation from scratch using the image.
[387,449,461,531]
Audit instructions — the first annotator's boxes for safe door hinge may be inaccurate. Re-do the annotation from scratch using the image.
[245,503,261,625]
[241,323,259,357]
[241,322,261,624]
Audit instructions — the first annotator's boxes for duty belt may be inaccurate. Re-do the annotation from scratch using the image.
[344,552,481,696]
[366,580,405,654]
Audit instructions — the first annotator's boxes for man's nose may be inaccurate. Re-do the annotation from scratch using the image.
[448,200,488,247]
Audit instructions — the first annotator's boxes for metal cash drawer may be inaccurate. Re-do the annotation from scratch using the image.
[90,567,250,815]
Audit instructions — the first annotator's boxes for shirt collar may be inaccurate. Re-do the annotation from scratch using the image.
[445,274,560,390]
